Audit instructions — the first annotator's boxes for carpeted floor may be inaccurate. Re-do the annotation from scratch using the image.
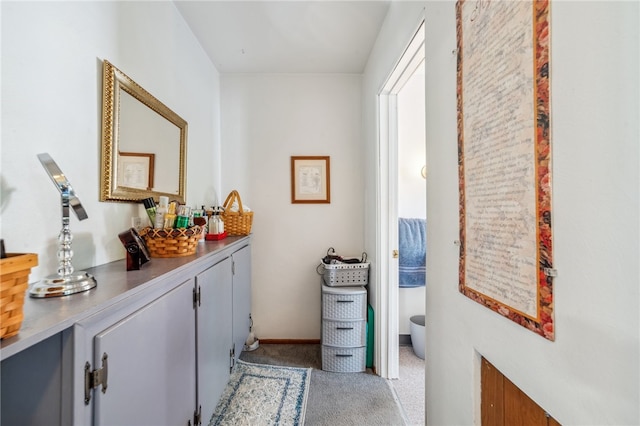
[240,343,407,425]
[391,345,425,426]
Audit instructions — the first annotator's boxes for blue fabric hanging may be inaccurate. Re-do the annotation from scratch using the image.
[398,218,426,288]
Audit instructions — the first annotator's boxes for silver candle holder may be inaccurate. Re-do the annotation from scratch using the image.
[29,153,97,298]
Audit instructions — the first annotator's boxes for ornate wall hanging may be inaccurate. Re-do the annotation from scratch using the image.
[456,0,554,340]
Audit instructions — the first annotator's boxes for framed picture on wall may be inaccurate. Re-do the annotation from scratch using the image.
[117,152,155,190]
[291,156,330,204]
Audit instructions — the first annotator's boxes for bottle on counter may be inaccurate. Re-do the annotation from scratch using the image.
[154,196,169,229]
[175,205,191,229]
[210,207,225,234]
[142,197,156,226]
[163,201,177,228]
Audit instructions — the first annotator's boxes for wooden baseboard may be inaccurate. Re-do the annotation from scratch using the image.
[259,339,321,345]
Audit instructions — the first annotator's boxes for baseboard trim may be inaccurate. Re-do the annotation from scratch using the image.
[259,339,321,345]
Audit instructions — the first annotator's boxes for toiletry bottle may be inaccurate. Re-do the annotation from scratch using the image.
[154,196,169,229]
[217,207,225,234]
[205,207,214,234]
[142,197,156,226]
[164,201,177,228]
[191,206,203,227]
[211,207,225,234]
[175,205,190,228]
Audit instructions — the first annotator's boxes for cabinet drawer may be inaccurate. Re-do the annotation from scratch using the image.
[321,345,366,373]
[322,319,366,347]
[322,287,366,320]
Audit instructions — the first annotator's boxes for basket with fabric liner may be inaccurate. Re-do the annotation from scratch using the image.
[139,226,203,258]
[1,253,38,339]
[221,190,253,236]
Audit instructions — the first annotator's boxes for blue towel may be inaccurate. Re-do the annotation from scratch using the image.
[398,218,426,288]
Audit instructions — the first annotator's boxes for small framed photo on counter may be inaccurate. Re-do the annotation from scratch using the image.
[291,156,330,204]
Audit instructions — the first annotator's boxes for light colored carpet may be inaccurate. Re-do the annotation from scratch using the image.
[209,359,311,426]
[390,345,425,426]
[239,343,406,425]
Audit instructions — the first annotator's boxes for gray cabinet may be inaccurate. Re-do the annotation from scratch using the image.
[89,280,196,426]
[196,257,233,424]
[231,244,252,364]
[197,244,252,424]
[1,237,251,426]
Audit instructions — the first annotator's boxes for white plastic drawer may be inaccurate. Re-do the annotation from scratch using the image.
[322,319,366,347]
[321,345,366,373]
[322,286,366,320]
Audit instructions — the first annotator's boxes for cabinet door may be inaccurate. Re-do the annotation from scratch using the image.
[196,258,233,424]
[92,279,196,426]
[232,245,252,362]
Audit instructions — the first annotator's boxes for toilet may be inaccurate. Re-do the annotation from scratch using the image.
[409,315,425,360]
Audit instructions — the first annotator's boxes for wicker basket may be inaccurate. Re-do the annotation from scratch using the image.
[139,226,203,258]
[1,253,38,339]
[222,190,253,236]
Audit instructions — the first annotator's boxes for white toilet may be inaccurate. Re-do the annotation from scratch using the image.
[409,315,425,360]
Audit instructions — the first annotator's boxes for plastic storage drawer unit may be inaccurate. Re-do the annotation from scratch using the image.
[321,284,367,373]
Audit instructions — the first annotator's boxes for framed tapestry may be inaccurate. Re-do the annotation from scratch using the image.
[456,0,554,340]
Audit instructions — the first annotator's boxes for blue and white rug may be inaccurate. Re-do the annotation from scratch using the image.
[209,360,311,426]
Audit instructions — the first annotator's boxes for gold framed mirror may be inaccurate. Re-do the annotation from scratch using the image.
[100,60,187,203]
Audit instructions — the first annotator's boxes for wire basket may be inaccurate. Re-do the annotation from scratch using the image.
[1,253,38,339]
[221,190,253,236]
[139,226,203,258]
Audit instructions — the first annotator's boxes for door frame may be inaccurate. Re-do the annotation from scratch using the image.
[376,20,425,379]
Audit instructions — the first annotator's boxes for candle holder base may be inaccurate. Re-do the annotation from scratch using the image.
[29,271,97,298]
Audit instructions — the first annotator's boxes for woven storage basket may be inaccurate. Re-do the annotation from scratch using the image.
[1,253,38,339]
[221,190,253,236]
[139,226,203,258]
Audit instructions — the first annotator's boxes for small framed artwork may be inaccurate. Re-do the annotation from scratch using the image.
[117,152,155,190]
[291,156,330,204]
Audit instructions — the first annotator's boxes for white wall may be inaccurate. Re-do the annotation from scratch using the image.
[1,1,221,281]
[220,73,364,339]
[429,1,638,425]
[364,0,639,424]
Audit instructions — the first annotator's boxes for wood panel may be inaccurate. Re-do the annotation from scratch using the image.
[504,376,549,425]
[482,357,561,426]
[481,358,505,426]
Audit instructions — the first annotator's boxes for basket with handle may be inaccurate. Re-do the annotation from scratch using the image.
[221,190,253,236]
[1,253,38,339]
[139,226,203,258]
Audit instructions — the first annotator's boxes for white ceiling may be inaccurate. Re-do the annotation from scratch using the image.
[173,1,392,74]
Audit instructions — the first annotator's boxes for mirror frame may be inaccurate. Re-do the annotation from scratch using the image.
[100,60,188,203]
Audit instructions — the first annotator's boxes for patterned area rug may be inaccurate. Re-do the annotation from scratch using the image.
[209,360,311,426]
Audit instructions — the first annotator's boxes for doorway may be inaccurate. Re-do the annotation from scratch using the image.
[377,20,426,382]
